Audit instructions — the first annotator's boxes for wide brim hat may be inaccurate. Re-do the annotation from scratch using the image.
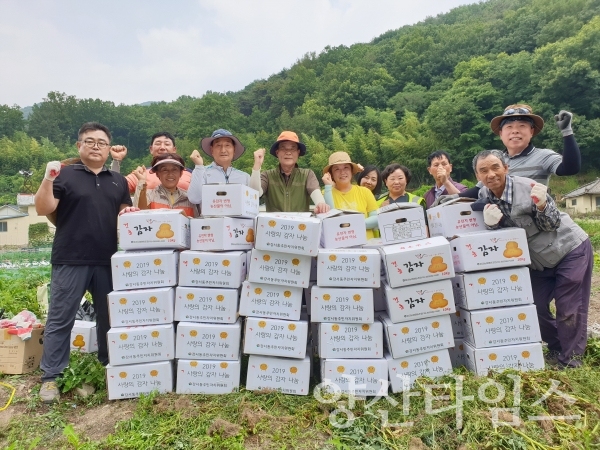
[149,157,185,174]
[201,129,245,161]
[490,107,544,136]
[269,131,307,157]
[322,151,360,175]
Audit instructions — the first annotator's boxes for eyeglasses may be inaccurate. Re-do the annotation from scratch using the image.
[81,139,109,149]
[503,107,531,115]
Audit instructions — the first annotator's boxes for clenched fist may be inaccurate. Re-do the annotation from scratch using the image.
[190,150,203,166]
[45,161,61,181]
[530,182,548,209]
[132,166,147,182]
[483,203,503,227]
[253,148,265,170]
[110,145,128,161]
[322,172,334,186]
[554,110,573,137]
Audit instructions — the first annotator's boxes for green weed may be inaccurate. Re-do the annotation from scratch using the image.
[56,352,107,394]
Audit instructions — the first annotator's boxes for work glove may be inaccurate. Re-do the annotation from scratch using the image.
[530,183,548,209]
[45,161,61,181]
[483,204,503,227]
[555,110,573,137]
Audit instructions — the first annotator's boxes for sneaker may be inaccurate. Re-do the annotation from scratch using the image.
[39,381,60,403]
[544,351,560,367]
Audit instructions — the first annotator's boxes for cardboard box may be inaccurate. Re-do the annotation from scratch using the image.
[246,354,311,395]
[450,228,531,273]
[254,213,321,256]
[108,287,174,327]
[174,287,239,323]
[247,249,311,288]
[461,304,541,348]
[450,310,466,338]
[310,286,374,323]
[176,358,241,394]
[111,250,179,291]
[427,199,485,238]
[377,203,427,245]
[447,338,467,368]
[463,341,545,375]
[0,327,44,374]
[190,217,254,251]
[316,248,381,288]
[239,281,303,321]
[383,279,455,323]
[119,209,190,250]
[243,317,308,358]
[201,184,259,218]
[107,324,175,366]
[380,236,455,288]
[70,320,98,353]
[106,361,173,400]
[176,320,241,360]
[386,349,453,392]
[451,267,533,310]
[321,358,388,397]
[379,313,454,359]
[318,209,367,249]
[179,250,246,288]
[318,322,384,359]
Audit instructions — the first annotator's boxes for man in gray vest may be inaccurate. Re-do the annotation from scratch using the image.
[473,149,592,369]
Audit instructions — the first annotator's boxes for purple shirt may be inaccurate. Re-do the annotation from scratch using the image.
[424,178,467,208]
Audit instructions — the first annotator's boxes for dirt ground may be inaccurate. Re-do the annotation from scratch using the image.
[587,272,600,336]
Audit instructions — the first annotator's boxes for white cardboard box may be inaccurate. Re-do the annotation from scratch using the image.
[380,236,455,288]
[243,317,308,359]
[318,209,367,249]
[464,341,545,375]
[377,203,427,245]
[176,358,241,394]
[179,250,246,288]
[106,361,173,400]
[201,184,259,218]
[176,320,241,360]
[451,266,533,310]
[310,286,374,323]
[316,248,381,288]
[379,313,454,359]
[239,281,303,321]
[386,349,453,392]
[190,217,254,251]
[111,250,179,291]
[247,249,311,288]
[447,338,467,368]
[174,287,239,324]
[427,199,485,238]
[383,279,455,323]
[450,228,531,272]
[246,354,311,396]
[70,320,98,353]
[107,324,175,366]
[108,287,174,327]
[254,213,321,256]
[320,358,388,397]
[450,310,466,338]
[461,304,541,348]
[119,209,190,250]
[318,322,384,359]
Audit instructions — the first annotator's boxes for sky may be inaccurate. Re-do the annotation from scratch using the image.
[1,0,478,108]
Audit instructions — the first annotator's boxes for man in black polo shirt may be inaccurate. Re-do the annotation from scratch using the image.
[34,122,132,403]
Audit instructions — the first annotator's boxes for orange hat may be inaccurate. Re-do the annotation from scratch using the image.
[269,131,307,157]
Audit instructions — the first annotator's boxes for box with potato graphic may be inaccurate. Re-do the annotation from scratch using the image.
[179,250,246,288]
[379,236,454,288]
[320,358,388,397]
[174,287,239,324]
[318,322,383,358]
[108,287,174,327]
[246,354,311,395]
[254,213,321,256]
[460,304,541,348]
[201,184,259,218]
[70,320,98,353]
[239,281,303,321]
[107,324,175,366]
[379,313,454,359]
[310,286,374,323]
[248,249,311,288]
[176,357,241,394]
[427,198,485,238]
[106,360,173,400]
[382,279,455,323]
[447,338,467,368]
[176,320,241,360]
[243,317,309,358]
[111,250,179,291]
[190,217,254,251]
[119,209,190,250]
[463,341,544,375]
[450,228,530,273]
[316,248,381,288]
[318,209,367,249]
[386,349,453,392]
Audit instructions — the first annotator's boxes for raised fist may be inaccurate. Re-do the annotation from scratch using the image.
[45,161,61,181]
[132,166,147,182]
[483,203,503,227]
[110,145,128,161]
[530,182,548,209]
[322,172,334,186]
[554,110,573,137]
[253,148,265,170]
[190,150,203,166]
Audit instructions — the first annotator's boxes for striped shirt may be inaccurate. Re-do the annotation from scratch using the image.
[506,145,562,186]
[187,162,250,205]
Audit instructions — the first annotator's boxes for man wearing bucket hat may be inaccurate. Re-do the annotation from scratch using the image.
[249,131,330,213]
[187,129,250,206]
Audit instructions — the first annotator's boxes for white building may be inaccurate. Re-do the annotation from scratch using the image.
[0,194,55,247]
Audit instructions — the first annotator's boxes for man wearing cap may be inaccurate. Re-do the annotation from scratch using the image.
[249,131,330,213]
[187,129,250,206]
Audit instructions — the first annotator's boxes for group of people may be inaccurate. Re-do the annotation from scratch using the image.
[34,103,591,403]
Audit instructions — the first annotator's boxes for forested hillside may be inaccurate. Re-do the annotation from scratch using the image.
[1,0,600,203]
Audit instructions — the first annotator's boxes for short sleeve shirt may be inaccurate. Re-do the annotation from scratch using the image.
[330,185,378,239]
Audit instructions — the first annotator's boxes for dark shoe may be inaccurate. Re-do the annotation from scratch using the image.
[544,351,560,367]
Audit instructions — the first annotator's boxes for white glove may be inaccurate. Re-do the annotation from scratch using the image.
[530,183,548,209]
[483,204,503,226]
[45,161,61,181]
